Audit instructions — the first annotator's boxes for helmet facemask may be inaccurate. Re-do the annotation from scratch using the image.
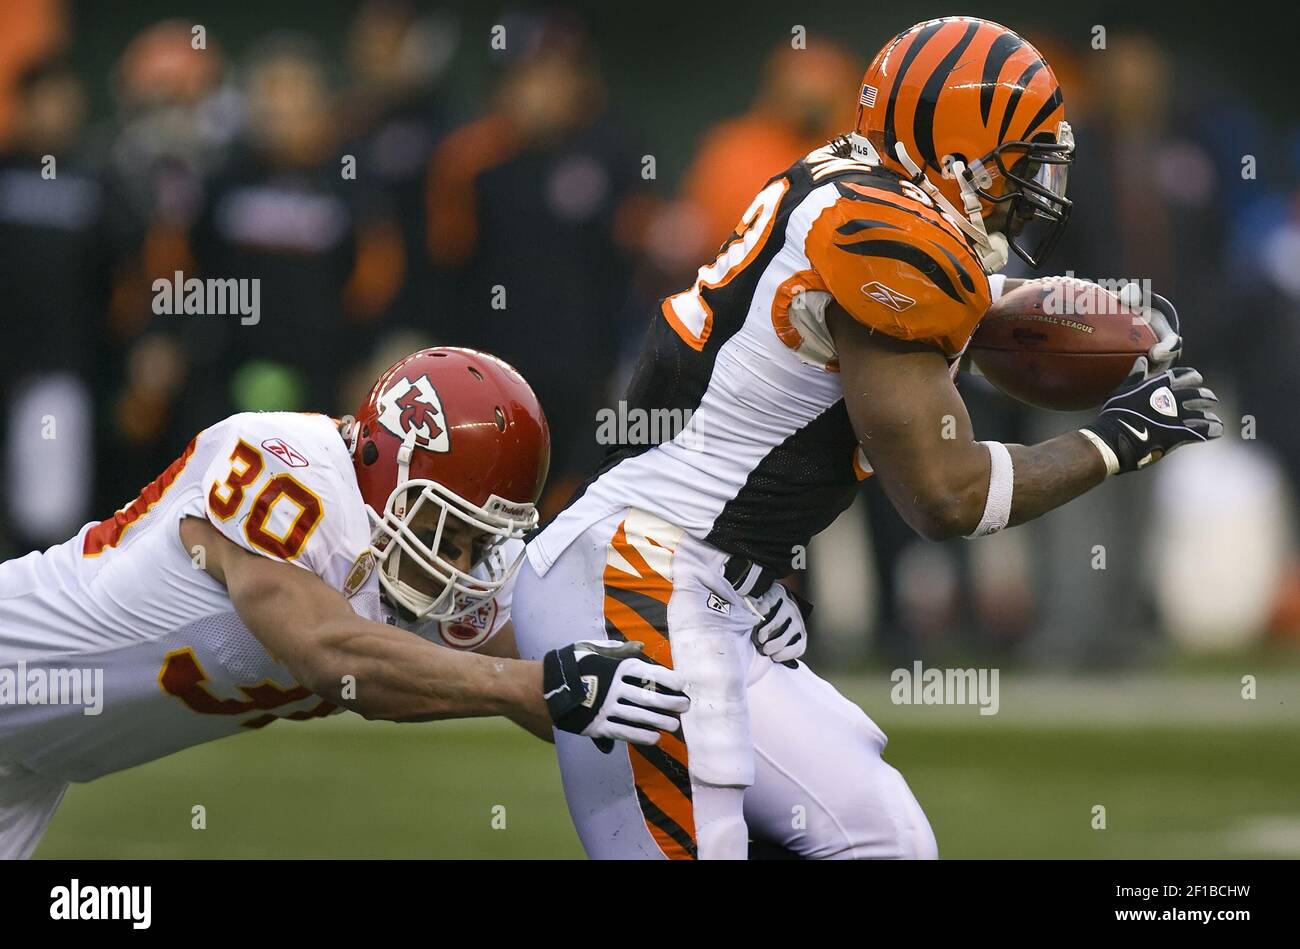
[969,121,1074,267]
[366,476,537,624]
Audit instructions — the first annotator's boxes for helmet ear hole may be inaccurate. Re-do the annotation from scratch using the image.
[494,407,506,432]
[362,441,379,465]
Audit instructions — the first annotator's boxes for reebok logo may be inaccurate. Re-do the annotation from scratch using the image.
[261,437,309,468]
[860,281,916,312]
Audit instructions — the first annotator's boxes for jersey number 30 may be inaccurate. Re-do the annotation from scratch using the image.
[208,440,323,560]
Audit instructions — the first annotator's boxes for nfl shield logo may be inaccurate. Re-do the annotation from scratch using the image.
[1149,386,1177,417]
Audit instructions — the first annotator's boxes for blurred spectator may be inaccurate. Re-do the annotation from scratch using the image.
[103,18,236,239]
[1237,185,1300,488]
[92,20,238,513]
[1060,34,1228,332]
[0,0,68,147]
[1230,173,1300,637]
[425,10,648,515]
[0,58,111,553]
[340,1,460,333]
[646,37,858,279]
[187,33,404,422]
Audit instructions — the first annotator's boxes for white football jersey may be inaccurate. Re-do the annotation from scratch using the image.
[527,144,989,578]
[0,411,514,783]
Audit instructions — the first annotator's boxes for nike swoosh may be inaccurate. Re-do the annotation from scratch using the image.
[1118,419,1149,442]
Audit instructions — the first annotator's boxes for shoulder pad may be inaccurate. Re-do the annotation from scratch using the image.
[804,182,990,354]
[198,413,371,588]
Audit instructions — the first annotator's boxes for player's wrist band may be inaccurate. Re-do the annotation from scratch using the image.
[968,441,1014,537]
[987,273,1007,302]
[1077,428,1120,477]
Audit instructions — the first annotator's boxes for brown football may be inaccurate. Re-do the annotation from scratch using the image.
[968,278,1157,411]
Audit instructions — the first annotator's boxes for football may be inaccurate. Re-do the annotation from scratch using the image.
[968,278,1158,411]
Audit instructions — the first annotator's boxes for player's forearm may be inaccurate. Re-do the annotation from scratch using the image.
[890,431,1106,539]
[302,619,547,725]
[1004,431,1108,526]
[212,528,550,726]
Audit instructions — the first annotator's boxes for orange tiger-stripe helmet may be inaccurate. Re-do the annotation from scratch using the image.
[853,16,1074,268]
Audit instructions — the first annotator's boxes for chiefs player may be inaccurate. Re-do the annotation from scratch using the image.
[510,17,1222,859]
[0,347,686,859]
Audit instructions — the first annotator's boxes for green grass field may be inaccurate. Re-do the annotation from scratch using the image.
[34,666,1300,859]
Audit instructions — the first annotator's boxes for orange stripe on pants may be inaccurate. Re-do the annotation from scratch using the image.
[604,516,696,859]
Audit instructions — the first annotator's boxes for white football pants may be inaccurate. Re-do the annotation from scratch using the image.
[513,507,936,860]
[0,760,67,859]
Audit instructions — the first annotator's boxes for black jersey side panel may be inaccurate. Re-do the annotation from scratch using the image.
[594,164,816,477]
[704,399,860,570]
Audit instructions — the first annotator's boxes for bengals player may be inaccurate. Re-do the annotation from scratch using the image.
[0,348,688,859]
[510,17,1222,859]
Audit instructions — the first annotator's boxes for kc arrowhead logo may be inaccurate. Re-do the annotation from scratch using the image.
[378,375,451,452]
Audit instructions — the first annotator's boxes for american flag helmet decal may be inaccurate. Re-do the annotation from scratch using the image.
[859,83,878,108]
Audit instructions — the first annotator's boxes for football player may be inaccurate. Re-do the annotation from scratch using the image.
[510,17,1223,858]
[0,347,689,859]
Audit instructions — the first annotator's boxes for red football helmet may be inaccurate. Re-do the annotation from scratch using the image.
[346,347,550,622]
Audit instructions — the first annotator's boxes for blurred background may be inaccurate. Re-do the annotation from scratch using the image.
[4,0,1298,857]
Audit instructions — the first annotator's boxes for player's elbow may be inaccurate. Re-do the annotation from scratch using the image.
[290,621,360,704]
[894,449,990,541]
[906,503,968,541]
[902,487,980,541]
[295,654,347,706]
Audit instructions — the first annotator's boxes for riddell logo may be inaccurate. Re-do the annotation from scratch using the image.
[860,281,915,312]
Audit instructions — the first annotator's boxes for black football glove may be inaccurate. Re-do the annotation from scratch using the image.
[1079,357,1222,475]
[542,639,689,753]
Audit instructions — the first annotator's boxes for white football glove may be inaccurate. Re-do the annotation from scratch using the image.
[1117,283,1182,375]
[746,583,808,667]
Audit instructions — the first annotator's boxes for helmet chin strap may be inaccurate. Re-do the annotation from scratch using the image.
[386,429,420,587]
[891,141,1009,275]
